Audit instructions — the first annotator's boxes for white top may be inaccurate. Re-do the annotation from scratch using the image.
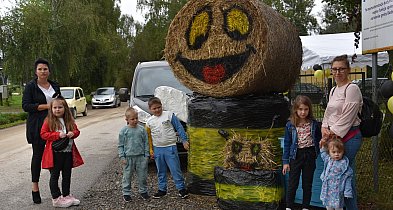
[322,84,362,138]
[146,111,177,147]
[38,84,55,104]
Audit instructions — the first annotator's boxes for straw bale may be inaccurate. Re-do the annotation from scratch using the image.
[165,0,302,97]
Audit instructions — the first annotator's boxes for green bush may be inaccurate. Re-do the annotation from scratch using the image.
[0,112,27,126]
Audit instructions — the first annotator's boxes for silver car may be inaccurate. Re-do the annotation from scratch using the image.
[91,87,121,108]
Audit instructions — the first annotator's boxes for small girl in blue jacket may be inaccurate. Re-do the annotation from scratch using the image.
[319,138,353,210]
[282,95,322,210]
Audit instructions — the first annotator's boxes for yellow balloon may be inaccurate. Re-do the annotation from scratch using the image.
[324,69,331,77]
[314,70,324,79]
[388,96,393,114]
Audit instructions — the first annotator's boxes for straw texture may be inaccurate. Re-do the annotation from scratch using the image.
[165,0,302,97]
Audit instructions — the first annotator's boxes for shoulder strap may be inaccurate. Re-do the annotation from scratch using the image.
[331,83,352,97]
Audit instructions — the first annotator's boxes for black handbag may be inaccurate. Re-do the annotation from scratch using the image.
[52,137,70,151]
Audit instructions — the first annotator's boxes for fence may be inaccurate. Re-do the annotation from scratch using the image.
[291,70,393,209]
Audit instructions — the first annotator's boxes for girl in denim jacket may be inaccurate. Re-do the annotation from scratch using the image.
[282,95,322,210]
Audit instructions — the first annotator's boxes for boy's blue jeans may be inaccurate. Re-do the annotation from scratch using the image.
[122,155,148,195]
[344,131,362,210]
[154,145,186,192]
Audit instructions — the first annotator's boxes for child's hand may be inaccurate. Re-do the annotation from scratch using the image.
[319,138,327,148]
[183,141,189,150]
[282,164,290,175]
[59,132,67,138]
[66,131,74,138]
[150,152,154,160]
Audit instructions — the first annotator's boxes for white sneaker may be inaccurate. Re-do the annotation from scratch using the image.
[286,208,292,210]
[52,196,73,208]
[64,194,80,206]
[302,208,310,210]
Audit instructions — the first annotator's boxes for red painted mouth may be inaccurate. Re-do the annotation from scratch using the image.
[202,64,225,84]
[176,45,256,84]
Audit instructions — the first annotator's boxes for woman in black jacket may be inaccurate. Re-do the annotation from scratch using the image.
[22,58,60,204]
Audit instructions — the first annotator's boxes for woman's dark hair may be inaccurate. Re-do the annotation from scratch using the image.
[331,54,350,69]
[34,58,51,72]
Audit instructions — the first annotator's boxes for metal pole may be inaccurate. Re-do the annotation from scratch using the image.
[371,53,379,192]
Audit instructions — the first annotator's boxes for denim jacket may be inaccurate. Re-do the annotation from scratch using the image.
[282,120,322,165]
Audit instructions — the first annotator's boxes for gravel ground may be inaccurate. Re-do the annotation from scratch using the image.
[76,157,219,210]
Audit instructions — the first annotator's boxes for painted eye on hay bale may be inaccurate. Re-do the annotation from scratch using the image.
[165,0,302,97]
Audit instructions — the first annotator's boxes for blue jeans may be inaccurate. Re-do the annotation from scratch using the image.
[122,155,148,195]
[154,145,185,191]
[344,131,362,210]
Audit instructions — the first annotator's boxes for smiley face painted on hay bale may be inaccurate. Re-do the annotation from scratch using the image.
[165,0,302,97]
[223,132,278,171]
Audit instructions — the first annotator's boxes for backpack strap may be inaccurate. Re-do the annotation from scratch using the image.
[331,83,352,97]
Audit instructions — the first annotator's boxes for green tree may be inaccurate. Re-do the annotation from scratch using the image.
[0,0,131,92]
[261,0,319,35]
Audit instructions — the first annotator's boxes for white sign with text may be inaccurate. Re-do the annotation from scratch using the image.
[362,0,393,53]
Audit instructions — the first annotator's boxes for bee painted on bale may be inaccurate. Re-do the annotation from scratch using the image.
[164,0,302,209]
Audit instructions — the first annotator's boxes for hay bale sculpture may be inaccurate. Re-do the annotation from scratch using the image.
[164,0,302,209]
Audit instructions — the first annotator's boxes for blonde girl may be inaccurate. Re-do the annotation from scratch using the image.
[282,95,322,210]
[40,96,84,208]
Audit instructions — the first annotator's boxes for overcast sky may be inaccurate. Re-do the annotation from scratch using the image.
[0,0,322,26]
[0,0,144,21]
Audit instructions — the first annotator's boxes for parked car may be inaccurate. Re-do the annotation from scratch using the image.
[91,87,121,109]
[290,82,325,104]
[352,78,388,104]
[118,87,130,102]
[60,87,88,119]
[130,60,192,162]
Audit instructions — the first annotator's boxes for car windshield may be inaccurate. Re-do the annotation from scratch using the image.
[96,88,114,95]
[135,65,192,97]
[60,89,74,99]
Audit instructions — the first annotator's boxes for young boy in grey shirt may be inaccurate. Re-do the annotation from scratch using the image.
[118,107,150,201]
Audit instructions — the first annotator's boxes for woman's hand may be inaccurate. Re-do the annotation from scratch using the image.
[282,164,290,175]
[321,127,330,139]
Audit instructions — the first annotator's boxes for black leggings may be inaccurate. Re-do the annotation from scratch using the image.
[49,152,73,199]
[286,147,316,209]
[31,143,45,183]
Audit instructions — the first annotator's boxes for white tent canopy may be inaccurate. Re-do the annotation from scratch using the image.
[300,32,390,70]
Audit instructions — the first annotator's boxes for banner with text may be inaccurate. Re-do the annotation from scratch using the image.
[362,0,393,54]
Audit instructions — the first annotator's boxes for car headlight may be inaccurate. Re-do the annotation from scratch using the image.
[132,105,151,124]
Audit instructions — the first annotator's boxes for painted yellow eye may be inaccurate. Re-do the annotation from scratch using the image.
[224,6,251,40]
[186,6,212,50]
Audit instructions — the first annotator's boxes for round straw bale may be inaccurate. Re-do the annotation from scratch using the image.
[165,0,302,97]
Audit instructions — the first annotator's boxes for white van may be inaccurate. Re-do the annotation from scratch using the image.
[129,60,192,161]
[129,60,192,124]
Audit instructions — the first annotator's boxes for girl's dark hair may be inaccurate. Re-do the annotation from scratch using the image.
[148,97,162,108]
[331,54,350,69]
[290,95,314,126]
[34,58,51,72]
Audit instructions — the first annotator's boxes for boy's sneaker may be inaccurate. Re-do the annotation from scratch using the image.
[152,190,167,199]
[64,194,80,206]
[140,193,150,200]
[178,189,189,199]
[123,195,131,202]
[52,196,73,208]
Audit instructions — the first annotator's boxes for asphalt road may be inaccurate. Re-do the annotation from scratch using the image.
[0,103,128,210]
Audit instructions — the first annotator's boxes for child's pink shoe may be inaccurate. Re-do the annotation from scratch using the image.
[52,196,73,208]
[64,194,80,206]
